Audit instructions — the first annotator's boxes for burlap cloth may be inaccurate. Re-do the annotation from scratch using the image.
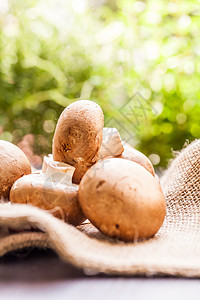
[1,140,200,277]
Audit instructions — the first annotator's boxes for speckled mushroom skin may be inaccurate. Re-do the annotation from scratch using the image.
[79,158,166,241]
[53,100,104,184]
[120,145,155,177]
[0,140,31,199]
[10,173,86,226]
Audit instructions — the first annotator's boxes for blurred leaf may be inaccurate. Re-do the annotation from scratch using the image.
[0,0,199,168]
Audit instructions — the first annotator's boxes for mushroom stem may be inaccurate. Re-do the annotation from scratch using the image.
[98,127,124,159]
[42,154,53,173]
[45,161,75,186]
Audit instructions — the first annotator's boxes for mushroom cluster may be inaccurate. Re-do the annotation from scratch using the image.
[8,100,165,240]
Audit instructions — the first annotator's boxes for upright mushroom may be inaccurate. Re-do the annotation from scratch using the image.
[53,100,104,184]
[0,140,31,199]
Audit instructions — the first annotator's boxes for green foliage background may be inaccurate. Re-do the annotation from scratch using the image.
[0,0,199,168]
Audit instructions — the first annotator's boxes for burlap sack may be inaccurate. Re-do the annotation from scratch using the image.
[0,140,200,277]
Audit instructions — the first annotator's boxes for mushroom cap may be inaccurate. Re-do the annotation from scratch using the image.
[0,140,31,199]
[120,144,155,177]
[10,172,86,226]
[79,158,166,241]
[53,100,104,184]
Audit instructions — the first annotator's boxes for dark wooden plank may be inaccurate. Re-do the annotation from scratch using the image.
[0,249,199,300]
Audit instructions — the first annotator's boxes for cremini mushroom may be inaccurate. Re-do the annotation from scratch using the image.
[98,127,124,160]
[0,140,31,199]
[79,158,166,241]
[120,143,155,177]
[53,100,104,184]
[43,125,125,180]
[10,160,86,225]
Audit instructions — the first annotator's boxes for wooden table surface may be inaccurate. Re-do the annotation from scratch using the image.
[0,248,199,300]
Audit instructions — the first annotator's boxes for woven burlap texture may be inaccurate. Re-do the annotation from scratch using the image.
[0,140,200,277]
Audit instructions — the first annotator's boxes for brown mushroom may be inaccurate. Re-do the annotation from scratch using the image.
[79,158,166,241]
[0,140,31,199]
[120,143,155,177]
[53,100,104,184]
[10,160,86,226]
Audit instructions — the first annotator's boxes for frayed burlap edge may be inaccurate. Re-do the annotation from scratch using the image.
[0,231,49,257]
